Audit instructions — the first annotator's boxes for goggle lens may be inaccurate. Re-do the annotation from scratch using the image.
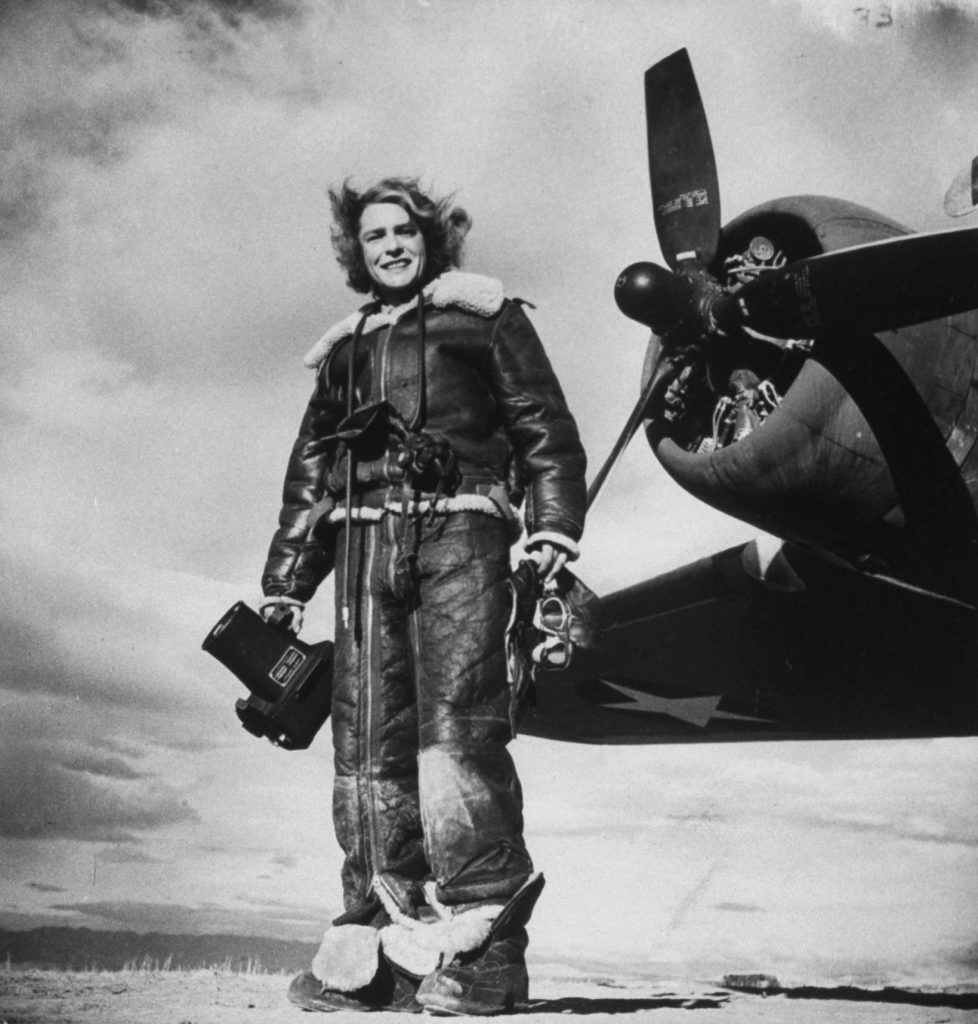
[531,635,570,669]
[535,595,571,633]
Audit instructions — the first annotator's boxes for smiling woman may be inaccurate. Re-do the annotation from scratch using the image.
[358,204,427,305]
[326,178,471,300]
[256,177,587,1014]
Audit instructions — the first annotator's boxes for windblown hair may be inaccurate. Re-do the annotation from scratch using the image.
[328,177,473,295]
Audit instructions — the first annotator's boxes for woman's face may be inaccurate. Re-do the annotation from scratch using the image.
[358,202,427,304]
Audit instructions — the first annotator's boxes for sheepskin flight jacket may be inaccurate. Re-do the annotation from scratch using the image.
[262,271,587,604]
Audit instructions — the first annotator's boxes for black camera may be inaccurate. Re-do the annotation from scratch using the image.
[395,430,461,494]
[202,602,333,750]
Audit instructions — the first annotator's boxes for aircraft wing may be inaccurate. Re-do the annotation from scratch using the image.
[520,541,978,744]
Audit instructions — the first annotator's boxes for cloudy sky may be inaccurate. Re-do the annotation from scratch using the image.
[2,0,978,988]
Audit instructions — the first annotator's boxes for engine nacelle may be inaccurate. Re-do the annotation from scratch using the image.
[643,196,978,600]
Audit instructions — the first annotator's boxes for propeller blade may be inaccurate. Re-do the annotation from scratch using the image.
[586,358,666,511]
[945,155,978,218]
[645,48,721,269]
[715,226,978,339]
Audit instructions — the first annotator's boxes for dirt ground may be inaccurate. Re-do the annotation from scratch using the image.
[2,967,977,1024]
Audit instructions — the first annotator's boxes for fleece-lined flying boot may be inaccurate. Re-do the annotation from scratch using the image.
[287,957,422,1013]
[288,893,424,1014]
[415,872,544,1016]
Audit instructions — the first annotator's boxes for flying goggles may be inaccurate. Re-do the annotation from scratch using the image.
[508,560,601,674]
[530,589,575,670]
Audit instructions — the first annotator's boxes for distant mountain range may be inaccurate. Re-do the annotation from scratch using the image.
[0,926,318,973]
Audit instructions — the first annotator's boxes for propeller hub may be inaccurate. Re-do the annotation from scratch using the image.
[614,261,696,334]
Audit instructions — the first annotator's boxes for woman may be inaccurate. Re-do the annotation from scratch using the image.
[260,178,586,1014]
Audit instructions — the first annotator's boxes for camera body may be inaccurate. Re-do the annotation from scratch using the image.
[395,430,461,493]
[202,602,333,750]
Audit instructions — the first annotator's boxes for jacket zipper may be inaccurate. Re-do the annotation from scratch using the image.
[377,324,398,483]
[379,322,392,403]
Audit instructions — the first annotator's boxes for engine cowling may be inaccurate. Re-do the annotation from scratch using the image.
[643,196,978,599]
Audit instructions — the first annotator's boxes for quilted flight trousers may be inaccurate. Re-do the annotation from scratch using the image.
[330,510,534,913]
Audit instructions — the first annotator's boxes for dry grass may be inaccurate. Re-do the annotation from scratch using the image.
[1,954,287,977]
[115,955,278,974]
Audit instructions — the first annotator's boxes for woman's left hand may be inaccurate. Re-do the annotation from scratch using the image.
[528,542,568,585]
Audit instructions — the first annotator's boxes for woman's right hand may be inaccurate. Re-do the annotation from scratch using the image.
[260,600,305,635]
[525,542,569,585]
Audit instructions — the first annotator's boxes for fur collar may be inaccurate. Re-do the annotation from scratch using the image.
[303,271,505,369]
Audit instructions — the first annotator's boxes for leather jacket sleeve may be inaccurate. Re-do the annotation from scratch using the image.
[488,301,587,545]
[261,372,343,602]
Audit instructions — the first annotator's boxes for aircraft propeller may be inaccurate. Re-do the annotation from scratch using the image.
[619,47,978,343]
[588,47,978,511]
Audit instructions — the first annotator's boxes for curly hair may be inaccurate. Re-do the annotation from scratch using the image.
[328,177,473,295]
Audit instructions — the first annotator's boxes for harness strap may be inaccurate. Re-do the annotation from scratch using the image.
[407,291,427,432]
[342,311,369,629]
[396,292,429,596]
